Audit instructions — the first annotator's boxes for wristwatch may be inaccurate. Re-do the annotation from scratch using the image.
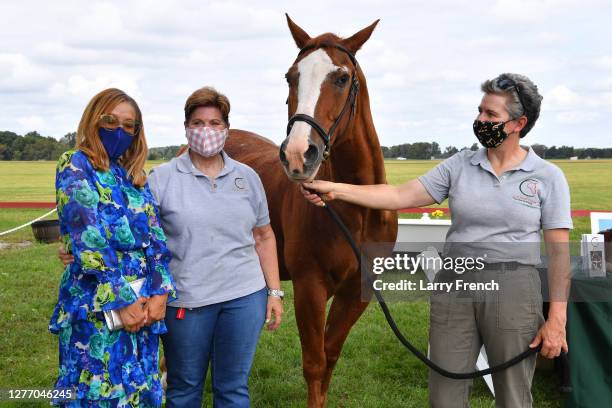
[267,288,284,300]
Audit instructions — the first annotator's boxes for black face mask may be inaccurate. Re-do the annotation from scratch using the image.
[472,119,512,148]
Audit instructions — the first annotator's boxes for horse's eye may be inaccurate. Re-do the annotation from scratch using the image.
[335,74,349,87]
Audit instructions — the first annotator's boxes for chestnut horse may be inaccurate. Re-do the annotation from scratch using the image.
[224,16,398,407]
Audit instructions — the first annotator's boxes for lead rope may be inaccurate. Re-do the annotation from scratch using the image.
[320,202,543,379]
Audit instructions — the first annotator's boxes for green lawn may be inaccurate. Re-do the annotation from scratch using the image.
[1,158,611,407]
[0,160,165,203]
[2,159,612,211]
[0,233,563,408]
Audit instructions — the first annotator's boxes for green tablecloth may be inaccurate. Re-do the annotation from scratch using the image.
[565,275,612,408]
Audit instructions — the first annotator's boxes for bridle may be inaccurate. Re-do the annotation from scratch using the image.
[286,43,360,161]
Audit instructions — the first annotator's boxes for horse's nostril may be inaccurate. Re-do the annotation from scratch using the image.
[291,168,300,175]
[304,144,318,163]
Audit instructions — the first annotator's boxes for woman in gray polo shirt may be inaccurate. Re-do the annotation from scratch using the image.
[301,73,572,408]
[148,87,284,408]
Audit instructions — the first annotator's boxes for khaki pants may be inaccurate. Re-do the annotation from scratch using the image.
[428,265,545,408]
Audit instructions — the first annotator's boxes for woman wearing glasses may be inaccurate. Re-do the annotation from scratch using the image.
[49,88,176,407]
[302,73,572,407]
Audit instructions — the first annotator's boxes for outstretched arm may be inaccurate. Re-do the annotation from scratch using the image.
[301,178,436,210]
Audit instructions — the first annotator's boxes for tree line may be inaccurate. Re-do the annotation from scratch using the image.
[0,131,180,161]
[382,142,612,159]
[0,131,76,161]
[1,130,611,161]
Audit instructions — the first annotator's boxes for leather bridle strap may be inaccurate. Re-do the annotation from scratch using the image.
[286,43,360,160]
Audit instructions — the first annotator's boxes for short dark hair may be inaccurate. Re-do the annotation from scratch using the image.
[184,86,230,126]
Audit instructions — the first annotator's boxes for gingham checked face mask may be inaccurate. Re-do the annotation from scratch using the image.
[186,127,229,157]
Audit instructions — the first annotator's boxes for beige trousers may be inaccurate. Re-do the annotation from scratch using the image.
[428,265,545,408]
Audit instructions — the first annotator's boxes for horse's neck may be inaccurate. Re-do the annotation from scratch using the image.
[324,91,387,186]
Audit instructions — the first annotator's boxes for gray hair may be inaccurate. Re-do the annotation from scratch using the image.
[480,73,543,138]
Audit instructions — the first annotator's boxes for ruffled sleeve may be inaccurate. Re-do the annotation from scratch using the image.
[55,151,139,312]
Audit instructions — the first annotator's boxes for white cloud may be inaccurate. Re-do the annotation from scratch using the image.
[535,31,567,46]
[488,0,603,23]
[464,37,506,49]
[48,74,141,100]
[373,73,408,89]
[547,85,581,106]
[17,116,46,132]
[556,111,600,124]
[601,93,612,110]
[593,56,612,69]
[0,53,50,92]
[0,0,610,148]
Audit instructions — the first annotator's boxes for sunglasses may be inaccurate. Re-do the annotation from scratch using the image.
[98,114,141,136]
[497,77,527,118]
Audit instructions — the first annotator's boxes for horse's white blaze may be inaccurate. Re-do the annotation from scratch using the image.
[285,49,340,163]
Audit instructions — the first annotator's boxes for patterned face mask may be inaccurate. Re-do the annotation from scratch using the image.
[186,127,229,157]
[472,119,512,148]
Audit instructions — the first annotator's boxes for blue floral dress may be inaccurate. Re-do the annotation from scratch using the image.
[49,150,177,407]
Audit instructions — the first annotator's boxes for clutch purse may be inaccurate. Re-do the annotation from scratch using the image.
[103,278,146,331]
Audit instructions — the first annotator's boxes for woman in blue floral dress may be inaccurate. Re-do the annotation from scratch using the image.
[49,88,177,407]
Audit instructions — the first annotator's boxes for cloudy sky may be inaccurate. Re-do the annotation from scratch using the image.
[1,0,611,149]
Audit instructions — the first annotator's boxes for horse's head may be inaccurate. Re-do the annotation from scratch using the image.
[279,15,379,182]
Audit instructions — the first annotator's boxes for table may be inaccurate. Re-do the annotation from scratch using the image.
[565,274,612,407]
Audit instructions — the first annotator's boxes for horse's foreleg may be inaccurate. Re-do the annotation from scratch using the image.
[292,276,330,408]
[320,280,370,404]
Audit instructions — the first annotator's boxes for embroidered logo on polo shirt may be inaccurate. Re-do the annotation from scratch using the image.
[233,177,248,191]
[513,178,540,207]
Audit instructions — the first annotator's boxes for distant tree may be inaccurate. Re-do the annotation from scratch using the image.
[442,146,459,158]
[24,131,41,138]
[0,131,19,160]
[557,145,575,158]
[430,142,441,158]
[381,146,389,158]
[147,146,181,161]
[531,143,547,158]
[470,143,479,151]
[59,132,77,148]
[408,142,433,159]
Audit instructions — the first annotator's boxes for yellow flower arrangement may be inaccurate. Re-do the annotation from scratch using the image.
[431,210,445,218]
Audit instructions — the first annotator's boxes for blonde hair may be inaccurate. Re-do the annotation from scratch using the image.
[76,88,148,187]
[184,86,231,126]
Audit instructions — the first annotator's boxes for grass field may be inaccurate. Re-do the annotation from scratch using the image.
[2,159,612,210]
[1,158,611,407]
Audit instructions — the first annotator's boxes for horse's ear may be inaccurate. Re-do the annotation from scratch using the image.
[342,19,380,54]
[286,13,311,49]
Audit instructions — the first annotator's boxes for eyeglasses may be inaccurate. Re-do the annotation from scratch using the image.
[98,114,141,135]
[497,77,527,118]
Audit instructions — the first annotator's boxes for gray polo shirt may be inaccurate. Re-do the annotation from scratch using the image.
[418,146,573,264]
[148,150,269,308]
